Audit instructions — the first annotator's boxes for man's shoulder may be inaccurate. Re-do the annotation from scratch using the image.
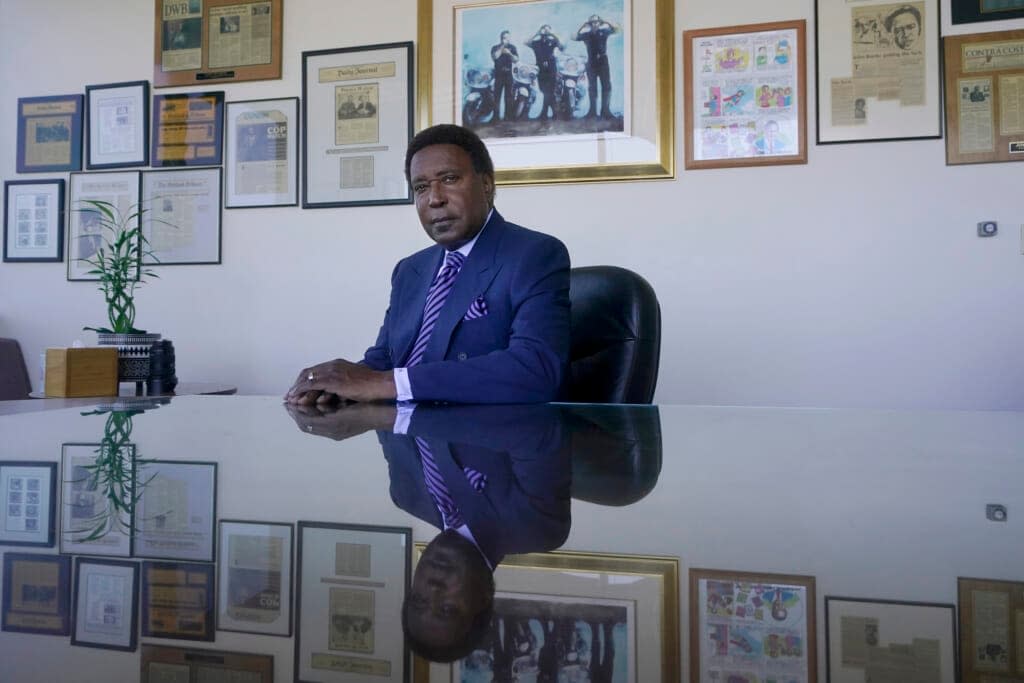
[496,216,567,253]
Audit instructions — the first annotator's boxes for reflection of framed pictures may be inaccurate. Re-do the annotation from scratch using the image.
[952,0,1024,25]
[141,168,222,265]
[3,180,65,263]
[85,80,150,169]
[151,91,225,167]
[1,552,72,636]
[302,42,414,208]
[60,443,134,557]
[419,0,674,184]
[417,548,680,683]
[135,460,217,561]
[225,97,299,208]
[815,0,941,144]
[152,0,283,88]
[16,94,83,173]
[217,519,294,636]
[826,596,957,683]
[141,560,216,641]
[67,171,142,281]
[72,557,140,651]
[295,521,412,683]
[684,20,807,169]
[0,461,56,546]
[943,29,1024,166]
[958,576,1024,683]
[141,644,274,683]
[689,567,817,683]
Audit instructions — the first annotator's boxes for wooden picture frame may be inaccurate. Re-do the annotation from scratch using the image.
[16,94,83,173]
[3,180,65,263]
[141,644,274,683]
[684,20,807,169]
[153,0,283,88]
[958,576,1024,683]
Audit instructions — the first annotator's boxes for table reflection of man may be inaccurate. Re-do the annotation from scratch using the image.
[885,5,921,51]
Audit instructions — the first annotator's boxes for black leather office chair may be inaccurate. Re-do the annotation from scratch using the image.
[0,338,32,400]
[562,266,661,404]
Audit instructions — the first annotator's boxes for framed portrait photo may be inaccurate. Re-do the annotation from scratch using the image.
[815,0,941,144]
[225,96,299,208]
[419,0,674,185]
[71,557,140,651]
[141,560,216,641]
[689,567,817,683]
[217,519,294,636]
[3,180,65,263]
[0,461,56,546]
[958,576,1024,683]
[141,644,274,683]
[67,170,142,281]
[1,552,72,636]
[825,596,957,683]
[415,548,679,683]
[16,94,83,173]
[684,20,807,169]
[134,460,217,561]
[86,80,150,169]
[952,0,1024,25]
[151,91,225,167]
[60,442,135,557]
[141,168,223,265]
[295,521,412,683]
[302,42,414,208]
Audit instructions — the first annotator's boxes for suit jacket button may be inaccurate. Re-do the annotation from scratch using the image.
[457,352,468,361]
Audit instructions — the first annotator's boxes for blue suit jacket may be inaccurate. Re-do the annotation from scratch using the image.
[362,210,570,403]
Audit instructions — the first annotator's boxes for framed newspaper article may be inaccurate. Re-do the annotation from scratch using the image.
[952,0,1024,25]
[141,168,223,265]
[958,576,1024,683]
[60,442,135,557]
[825,596,957,683]
[141,560,216,641]
[943,29,1024,166]
[302,42,414,208]
[689,567,817,683]
[815,0,942,144]
[153,0,283,88]
[3,180,65,263]
[0,461,57,546]
[295,521,412,683]
[225,97,299,208]
[133,460,217,560]
[16,94,83,173]
[141,644,274,683]
[67,171,141,281]
[85,81,150,169]
[684,20,807,169]
[2,552,72,636]
[217,519,294,636]
[151,91,225,167]
[71,557,140,651]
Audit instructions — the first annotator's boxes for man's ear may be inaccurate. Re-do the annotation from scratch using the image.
[483,173,495,205]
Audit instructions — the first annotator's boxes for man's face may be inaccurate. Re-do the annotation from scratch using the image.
[891,12,919,50]
[410,144,493,250]
[501,32,510,45]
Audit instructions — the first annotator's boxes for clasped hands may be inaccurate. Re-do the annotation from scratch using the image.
[284,358,397,405]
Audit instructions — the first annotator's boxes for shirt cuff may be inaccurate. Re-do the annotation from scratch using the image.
[393,367,413,402]
[393,402,415,434]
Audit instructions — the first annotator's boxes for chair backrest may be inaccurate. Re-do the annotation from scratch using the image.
[0,338,32,400]
[562,266,661,404]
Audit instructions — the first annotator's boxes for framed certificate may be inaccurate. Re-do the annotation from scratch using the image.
[16,94,83,173]
[0,461,56,546]
[302,42,414,208]
[67,171,142,281]
[141,644,274,683]
[72,557,140,651]
[141,560,216,641]
[153,0,283,88]
[151,91,225,167]
[86,80,150,169]
[295,521,412,683]
[134,460,217,561]
[141,168,223,265]
[217,519,294,636]
[958,576,1024,683]
[1,552,72,636]
[60,443,135,557]
[3,180,65,263]
[225,97,299,208]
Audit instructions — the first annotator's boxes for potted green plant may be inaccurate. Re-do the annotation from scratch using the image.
[76,199,161,382]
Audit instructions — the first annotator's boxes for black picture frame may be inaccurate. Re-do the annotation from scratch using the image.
[85,80,151,169]
[0,461,57,546]
[952,0,1024,24]
[60,442,136,557]
[1,552,72,636]
[3,180,65,263]
[141,560,216,641]
[16,94,84,173]
[71,557,140,651]
[151,91,225,167]
[134,460,218,561]
[217,519,294,637]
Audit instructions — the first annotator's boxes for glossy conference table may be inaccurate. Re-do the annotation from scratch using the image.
[0,395,1021,683]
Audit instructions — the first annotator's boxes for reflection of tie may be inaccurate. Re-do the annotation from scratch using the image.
[406,251,465,367]
[415,437,465,528]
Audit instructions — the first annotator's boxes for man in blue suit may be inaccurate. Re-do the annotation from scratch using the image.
[285,124,570,405]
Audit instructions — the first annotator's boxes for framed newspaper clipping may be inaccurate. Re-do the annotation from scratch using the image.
[151,91,225,167]
[2,552,72,636]
[958,576,1024,683]
[816,0,942,144]
[217,519,294,636]
[141,644,274,683]
[3,180,65,263]
[684,20,807,169]
[302,42,414,208]
[141,168,223,265]
[86,81,150,169]
[133,460,217,560]
[0,461,57,546]
[67,171,141,281]
[16,94,83,173]
[153,0,283,88]
[141,560,216,641]
[943,29,1024,165]
[71,557,140,651]
[225,97,299,208]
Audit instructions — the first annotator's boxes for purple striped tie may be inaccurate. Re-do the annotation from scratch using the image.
[405,251,465,367]
[414,437,465,528]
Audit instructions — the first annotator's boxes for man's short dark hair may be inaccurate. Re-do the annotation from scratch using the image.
[884,5,921,32]
[404,124,495,182]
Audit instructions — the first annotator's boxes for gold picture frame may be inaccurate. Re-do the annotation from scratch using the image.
[416,0,674,185]
[413,545,680,682]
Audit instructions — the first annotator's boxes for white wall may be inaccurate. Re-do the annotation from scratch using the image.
[1,0,1022,410]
